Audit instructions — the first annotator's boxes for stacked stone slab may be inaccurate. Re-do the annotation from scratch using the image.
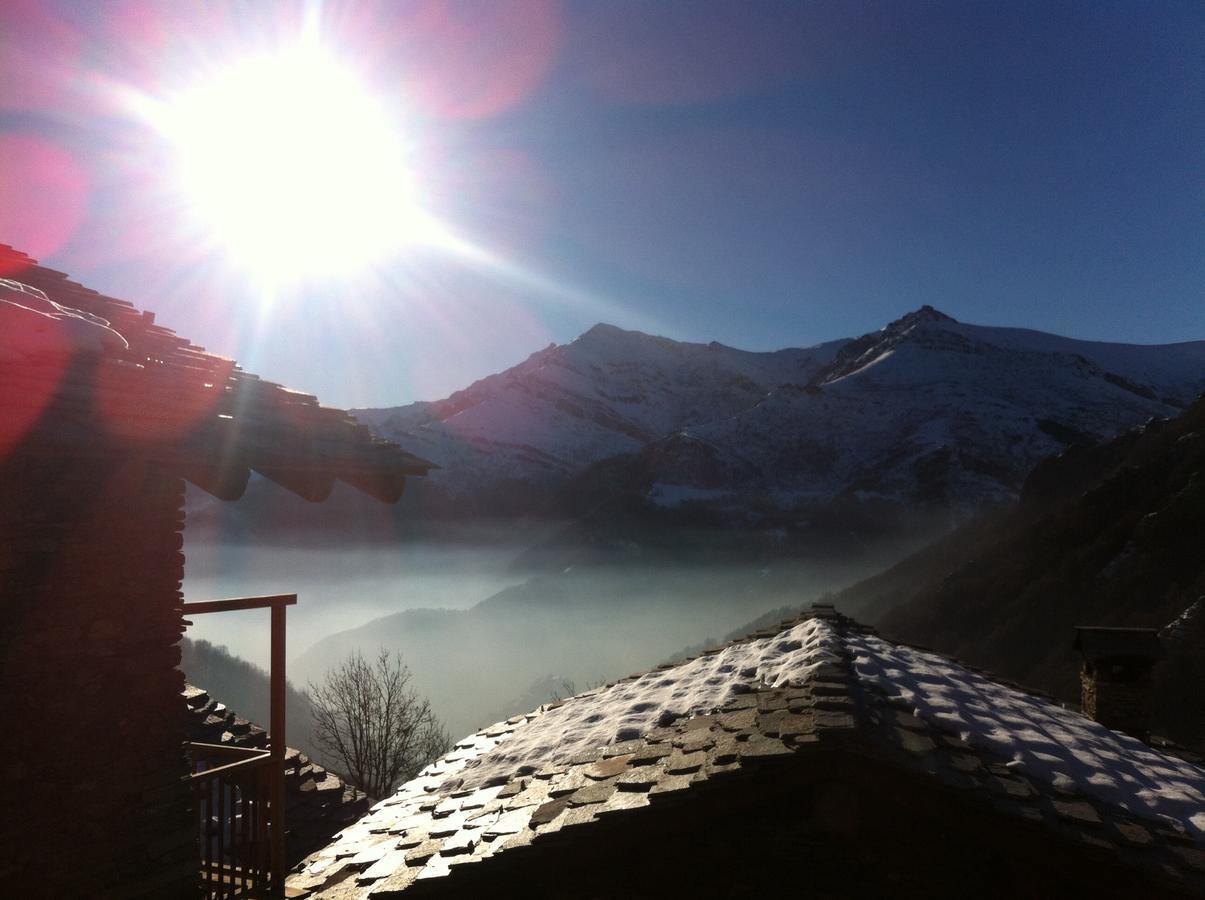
[184,685,370,865]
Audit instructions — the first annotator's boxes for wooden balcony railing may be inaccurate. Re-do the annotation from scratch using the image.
[189,742,272,897]
[183,594,296,899]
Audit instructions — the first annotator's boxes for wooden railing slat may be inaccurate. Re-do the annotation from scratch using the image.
[190,743,274,898]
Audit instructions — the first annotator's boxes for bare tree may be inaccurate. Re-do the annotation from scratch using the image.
[308,649,450,800]
[547,676,607,704]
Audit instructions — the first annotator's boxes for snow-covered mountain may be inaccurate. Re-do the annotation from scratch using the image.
[356,307,1205,522]
[354,324,846,512]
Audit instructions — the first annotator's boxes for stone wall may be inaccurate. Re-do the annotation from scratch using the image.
[1081,661,1154,739]
[0,452,196,897]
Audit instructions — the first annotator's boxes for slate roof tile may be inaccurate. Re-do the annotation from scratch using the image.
[647,773,694,797]
[505,780,552,809]
[604,740,644,757]
[403,840,442,866]
[484,807,534,837]
[717,709,756,731]
[1053,800,1103,825]
[1115,821,1154,846]
[735,735,792,761]
[438,828,481,856]
[528,798,569,827]
[664,749,706,774]
[359,850,410,884]
[424,822,459,841]
[583,754,632,780]
[616,765,664,791]
[288,605,1205,898]
[566,780,618,806]
[595,790,651,815]
[559,805,601,829]
[628,744,673,766]
[394,833,426,850]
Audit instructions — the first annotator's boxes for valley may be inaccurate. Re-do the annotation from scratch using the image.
[182,307,1205,750]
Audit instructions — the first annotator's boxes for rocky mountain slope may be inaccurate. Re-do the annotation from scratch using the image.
[354,324,846,515]
[357,308,1205,529]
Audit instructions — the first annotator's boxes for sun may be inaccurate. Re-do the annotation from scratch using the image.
[150,44,423,283]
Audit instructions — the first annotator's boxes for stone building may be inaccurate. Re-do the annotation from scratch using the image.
[0,245,431,897]
[1075,625,1165,741]
[291,605,1205,898]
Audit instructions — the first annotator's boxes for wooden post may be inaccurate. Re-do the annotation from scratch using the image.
[181,594,297,895]
[270,598,287,896]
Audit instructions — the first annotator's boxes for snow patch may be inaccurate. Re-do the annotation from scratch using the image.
[848,631,1205,836]
[1163,598,1204,645]
[452,618,841,790]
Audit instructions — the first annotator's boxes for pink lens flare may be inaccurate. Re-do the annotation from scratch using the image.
[0,133,90,266]
[0,0,84,114]
[347,0,562,120]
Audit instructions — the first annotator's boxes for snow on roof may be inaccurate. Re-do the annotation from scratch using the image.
[454,616,1205,837]
[0,277,128,360]
[848,630,1205,837]
[291,608,1205,898]
[452,617,840,791]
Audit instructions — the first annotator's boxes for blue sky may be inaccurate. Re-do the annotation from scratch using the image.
[1,1,1202,407]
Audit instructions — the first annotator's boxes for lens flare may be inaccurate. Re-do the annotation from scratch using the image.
[144,42,423,284]
[0,133,89,266]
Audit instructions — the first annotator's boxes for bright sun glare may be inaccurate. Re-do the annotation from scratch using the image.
[151,44,423,283]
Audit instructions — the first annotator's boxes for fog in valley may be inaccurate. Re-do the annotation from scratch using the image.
[182,528,918,742]
[182,537,525,668]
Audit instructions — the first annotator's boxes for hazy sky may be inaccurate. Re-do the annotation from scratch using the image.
[1,1,1202,408]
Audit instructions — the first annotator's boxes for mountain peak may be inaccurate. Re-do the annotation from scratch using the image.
[568,322,645,346]
[571,322,672,355]
[810,306,961,386]
[577,322,630,341]
[886,305,958,331]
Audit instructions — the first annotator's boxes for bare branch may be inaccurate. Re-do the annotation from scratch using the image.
[307,649,451,800]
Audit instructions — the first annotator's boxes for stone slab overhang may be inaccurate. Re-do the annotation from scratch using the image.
[0,243,433,504]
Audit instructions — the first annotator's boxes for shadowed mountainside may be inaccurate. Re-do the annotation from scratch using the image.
[832,395,1205,747]
[665,395,1205,749]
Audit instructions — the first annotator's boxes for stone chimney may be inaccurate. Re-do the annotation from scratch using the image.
[1073,626,1164,740]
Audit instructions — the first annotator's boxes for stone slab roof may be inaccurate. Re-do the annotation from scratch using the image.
[0,244,431,503]
[288,606,1205,897]
[184,684,371,865]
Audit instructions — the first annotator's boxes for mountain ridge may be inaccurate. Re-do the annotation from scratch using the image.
[354,308,1205,529]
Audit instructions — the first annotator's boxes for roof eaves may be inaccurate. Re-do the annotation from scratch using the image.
[0,245,435,503]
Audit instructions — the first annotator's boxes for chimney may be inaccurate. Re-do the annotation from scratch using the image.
[1073,626,1164,741]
